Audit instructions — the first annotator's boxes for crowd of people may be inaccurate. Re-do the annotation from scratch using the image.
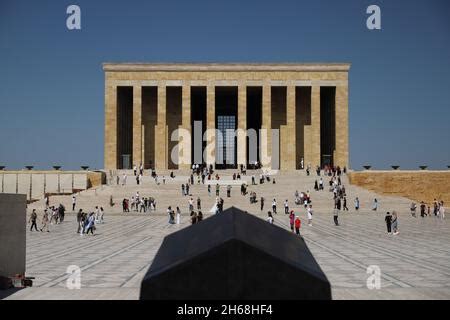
[29,163,446,240]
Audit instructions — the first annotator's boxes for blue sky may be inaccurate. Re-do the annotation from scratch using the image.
[1,0,449,170]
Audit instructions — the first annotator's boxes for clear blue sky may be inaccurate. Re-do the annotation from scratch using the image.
[1,0,449,170]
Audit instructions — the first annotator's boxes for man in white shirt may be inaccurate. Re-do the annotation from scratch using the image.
[72,195,76,211]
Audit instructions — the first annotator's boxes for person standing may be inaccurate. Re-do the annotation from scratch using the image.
[333,208,339,226]
[385,211,392,234]
[267,211,274,224]
[289,211,295,232]
[72,195,76,212]
[189,198,194,212]
[197,197,201,210]
[307,205,313,226]
[44,195,50,209]
[284,200,289,214]
[294,216,301,235]
[99,207,105,223]
[354,197,360,211]
[176,207,181,224]
[76,209,83,233]
[190,211,197,224]
[410,202,417,217]
[372,198,378,211]
[392,211,399,235]
[216,184,220,197]
[439,201,445,219]
[133,165,137,176]
[227,185,231,198]
[207,184,211,196]
[420,201,426,218]
[260,197,265,212]
[197,211,203,222]
[29,209,39,231]
[272,199,277,214]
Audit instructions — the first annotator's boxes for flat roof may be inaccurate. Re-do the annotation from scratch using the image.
[103,63,350,72]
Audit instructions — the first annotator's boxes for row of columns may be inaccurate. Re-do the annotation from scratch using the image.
[105,83,348,170]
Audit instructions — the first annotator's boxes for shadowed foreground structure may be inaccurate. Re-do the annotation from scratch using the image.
[140,206,331,300]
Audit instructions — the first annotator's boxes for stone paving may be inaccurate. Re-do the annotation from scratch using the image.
[2,170,450,300]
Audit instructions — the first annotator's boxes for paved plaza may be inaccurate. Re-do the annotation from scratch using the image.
[2,170,449,300]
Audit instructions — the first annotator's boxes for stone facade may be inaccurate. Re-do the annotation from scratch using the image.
[103,63,350,170]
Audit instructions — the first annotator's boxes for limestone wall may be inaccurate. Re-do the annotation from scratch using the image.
[348,171,450,204]
[0,171,104,200]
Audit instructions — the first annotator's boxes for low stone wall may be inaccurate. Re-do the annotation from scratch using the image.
[0,171,104,200]
[348,171,450,204]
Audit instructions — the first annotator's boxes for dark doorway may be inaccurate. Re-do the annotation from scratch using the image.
[215,87,238,169]
[166,87,182,169]
[320,87,336,168]
[191,87,206,166]
[117,86,133,169]
[296,87,311,169]
[246,87,262,166]
[142,86,157,169]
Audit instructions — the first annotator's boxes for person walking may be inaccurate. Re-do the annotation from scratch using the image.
[333,208,339,226]
[40,210,50,232]
[294,216,301,236]
[227,185,231,198]
[343,197,348,211]
[284,200,289,214]
[385,211,392,234]
[392,211,399,235]
[272,199,277,214]
[354,197,360,211]
[207,184,211,196]
[29,209,39,232]
[260,197,265,211]
[72,195,76,212]
[85,213,96,235]
[216,184,220,197]
[307,205,313,226]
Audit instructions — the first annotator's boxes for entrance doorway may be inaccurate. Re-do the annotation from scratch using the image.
[215,87,238,169]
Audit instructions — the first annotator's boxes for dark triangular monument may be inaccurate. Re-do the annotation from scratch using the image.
[140,206,331,300]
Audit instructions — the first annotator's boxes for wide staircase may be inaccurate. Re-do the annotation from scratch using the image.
[27,169,412,217]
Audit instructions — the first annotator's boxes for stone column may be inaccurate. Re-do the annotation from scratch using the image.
[155,85,167,170]
[261,84,272,169]
[104,83,117,169]
[205,85,215,167]
[335,84,349,168]
[178,85,191,170]
[132,85,142,167]
[310,86,321,168]
[282,85,296,170]
[237,84,247,167]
